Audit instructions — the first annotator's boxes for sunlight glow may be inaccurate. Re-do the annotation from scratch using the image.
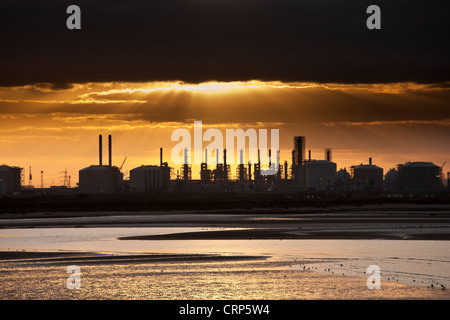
[78,81,315,98]
[0,80,448,187]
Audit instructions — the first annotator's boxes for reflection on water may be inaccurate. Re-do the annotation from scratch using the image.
[1,227,449,288]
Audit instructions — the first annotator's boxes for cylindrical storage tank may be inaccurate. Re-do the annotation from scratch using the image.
[384,168,399,190]
[78,165,122,193]
[305,160,336,191]
[0,179,6,197]
[398,162,441,191]
[0,166,22,194]
[352,164,383,191]
[447,172,450,191]
[129,166,163,192]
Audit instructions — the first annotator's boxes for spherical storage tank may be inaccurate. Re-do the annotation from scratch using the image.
[335,168,351,184]
[305,160,336,191]
[384,168,399,190]
[398,162,442,191]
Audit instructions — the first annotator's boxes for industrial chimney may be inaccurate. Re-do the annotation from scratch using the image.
[284,161,288,179]
[108,134,112,167]
[369,157,373,165]
[223,149,228,181]
[99,134,103,166]
[325,148,332,162]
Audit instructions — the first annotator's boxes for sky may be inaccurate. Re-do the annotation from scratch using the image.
[0,1,449,186]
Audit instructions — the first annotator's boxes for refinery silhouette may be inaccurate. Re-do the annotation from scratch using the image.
[1,135,448,205]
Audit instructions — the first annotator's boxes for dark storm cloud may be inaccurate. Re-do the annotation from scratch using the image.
[0,0,449,87]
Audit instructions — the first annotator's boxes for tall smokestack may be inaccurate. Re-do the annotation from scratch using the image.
[284,161,288,179]
[224,149,228,180]
[325,148,332,162]
[369,157,372,165]
[308,150,311,162]
[108,134,112,167]
[99,134,103,166]
[160,148,163,167]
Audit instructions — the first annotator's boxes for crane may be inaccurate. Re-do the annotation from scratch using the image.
[119,156,127,170]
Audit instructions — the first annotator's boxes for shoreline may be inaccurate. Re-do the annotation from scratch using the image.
[117,227,450,241]
[1,203,449,241]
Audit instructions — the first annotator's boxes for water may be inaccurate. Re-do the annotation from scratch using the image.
[1,227,449,288]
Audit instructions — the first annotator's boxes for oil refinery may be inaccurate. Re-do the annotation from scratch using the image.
[0,134,448,197]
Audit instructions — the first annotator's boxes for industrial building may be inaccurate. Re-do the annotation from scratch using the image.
[305,160,337,191]
[79,165,123,193]
[130,166,165,192]
[1,132,447,197]
[0,179,6,197]
[351,158,384,192]
[129,148,171,192]
[290,136,337,191]
[397,161,443,191]
[74,134,445,195]
[78,134,123,193]
[448,172,450,191]
[302,148,336,191]
[73,136,447,195]
[0,165,22,194]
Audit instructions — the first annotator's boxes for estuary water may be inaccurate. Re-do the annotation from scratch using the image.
[1,226,449,288]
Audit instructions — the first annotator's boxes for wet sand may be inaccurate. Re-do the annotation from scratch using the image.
[1,251,449,300]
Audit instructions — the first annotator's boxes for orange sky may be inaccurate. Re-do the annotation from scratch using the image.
[0,81,449,186]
